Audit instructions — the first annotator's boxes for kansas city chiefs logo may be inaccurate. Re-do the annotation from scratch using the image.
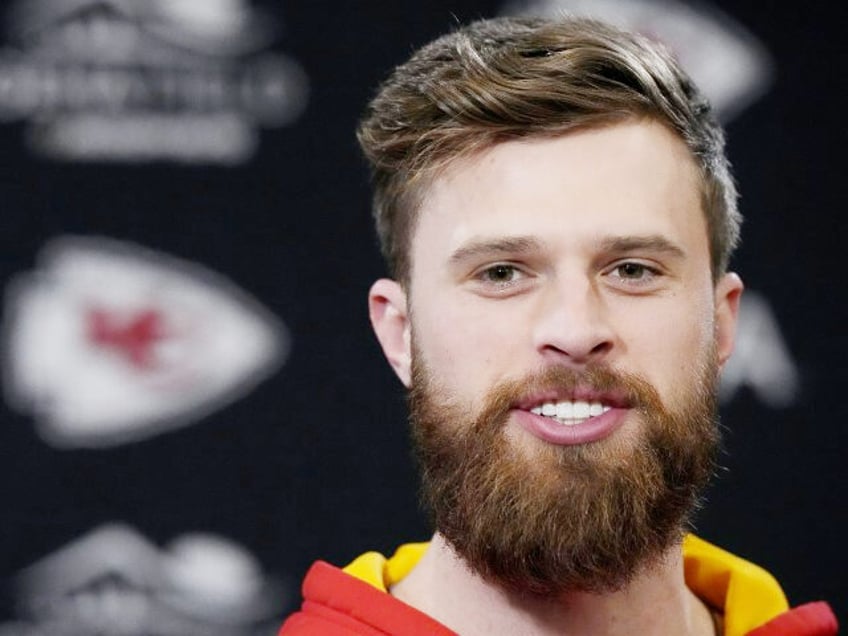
[3,236,288,448]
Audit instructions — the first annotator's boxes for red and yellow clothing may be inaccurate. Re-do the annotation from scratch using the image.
[280,534,837,635]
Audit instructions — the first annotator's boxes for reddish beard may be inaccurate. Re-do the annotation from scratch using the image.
[408,351,720,597]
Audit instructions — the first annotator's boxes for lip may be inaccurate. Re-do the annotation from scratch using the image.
[512,406,628,446]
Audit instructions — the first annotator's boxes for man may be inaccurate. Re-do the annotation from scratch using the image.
[281,15,837,636]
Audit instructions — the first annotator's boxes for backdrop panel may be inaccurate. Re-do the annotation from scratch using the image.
[0,0,842,632]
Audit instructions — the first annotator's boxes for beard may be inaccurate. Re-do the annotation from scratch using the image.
[408,345,720,598]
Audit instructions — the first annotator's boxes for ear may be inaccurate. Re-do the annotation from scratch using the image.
[368,278,412,387]
[714,272,744,369]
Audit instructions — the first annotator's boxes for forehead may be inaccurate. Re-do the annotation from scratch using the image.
[409,120,707,269]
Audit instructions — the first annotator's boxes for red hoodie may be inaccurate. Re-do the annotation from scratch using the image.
[280,535,837,636]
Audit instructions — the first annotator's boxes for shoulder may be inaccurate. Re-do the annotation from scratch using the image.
[684,535,838,636]
[279,557,457,636]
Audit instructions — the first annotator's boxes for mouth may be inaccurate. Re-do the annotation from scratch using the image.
[515,387,632,425]
[528,399,613,426]
[512,392,631,445]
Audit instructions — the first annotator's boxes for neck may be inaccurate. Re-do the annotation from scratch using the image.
[389,533,716,636]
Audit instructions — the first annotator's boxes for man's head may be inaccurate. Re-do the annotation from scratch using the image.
[362,16,744,597]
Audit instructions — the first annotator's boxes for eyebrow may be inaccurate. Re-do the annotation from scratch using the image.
[449,236,543,264]
[448,234,686,265]
[597,235,686,259]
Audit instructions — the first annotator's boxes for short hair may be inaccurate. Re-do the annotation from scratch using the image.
[356,15,741,282]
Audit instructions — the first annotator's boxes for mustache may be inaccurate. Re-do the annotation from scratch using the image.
[484,364,665,416]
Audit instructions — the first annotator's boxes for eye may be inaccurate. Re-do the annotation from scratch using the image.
[614,262,654,280]
[479,263,524,284]
[605,261,663,288]
[469,262,533,297]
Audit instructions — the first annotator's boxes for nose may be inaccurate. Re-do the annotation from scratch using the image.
[532,275,615,365]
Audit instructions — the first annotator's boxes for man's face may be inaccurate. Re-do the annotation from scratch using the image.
[369,118,742,594]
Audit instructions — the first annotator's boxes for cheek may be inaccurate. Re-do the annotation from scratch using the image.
[412,296,520,383]
[621,295,714,397]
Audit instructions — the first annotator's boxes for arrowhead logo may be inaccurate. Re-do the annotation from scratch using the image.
[3,236,289,448]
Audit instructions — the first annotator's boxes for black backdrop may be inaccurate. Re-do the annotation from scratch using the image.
[0,0,843,631]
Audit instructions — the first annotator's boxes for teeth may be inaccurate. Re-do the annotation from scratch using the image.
[555,402,572,419]
[530,400,612,424]
[573,401,590,419]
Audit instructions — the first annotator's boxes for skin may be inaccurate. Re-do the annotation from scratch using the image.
[368,118,743,635]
